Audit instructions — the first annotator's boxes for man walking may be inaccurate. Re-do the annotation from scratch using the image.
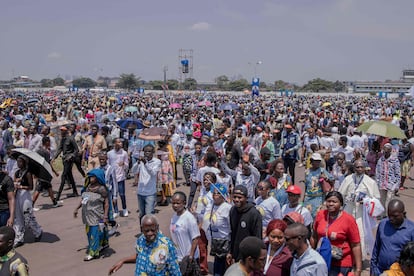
[107,138,129,217]
[136,144,161,222]
[52,126,79,201]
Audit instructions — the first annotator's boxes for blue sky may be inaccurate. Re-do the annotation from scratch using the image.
[1,0,413,84]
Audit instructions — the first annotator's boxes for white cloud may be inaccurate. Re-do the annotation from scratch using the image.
[47,52,62,59]
[189,22,211,31]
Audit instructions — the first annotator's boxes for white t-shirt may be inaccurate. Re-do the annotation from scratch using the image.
[170,210,200,261]
[216,174,233,190]
[254,196,282,228]
[281,203,313,227]
[203,202,232,240]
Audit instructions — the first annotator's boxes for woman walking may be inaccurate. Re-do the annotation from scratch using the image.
[13,156,42,247]
[74,169,109,261]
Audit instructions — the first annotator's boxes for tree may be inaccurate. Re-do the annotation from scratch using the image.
[72,77,96,88]
[52,77,65,86]
[302,78,333,92]
[148,80,164,90]
[333,80,345,92]
[96,76,111,88]
[215,75,229,90]
[40,79,53,88]
[182,78,197,90]
[117,73,140,91]
[228,79,250,91]
[274,80,288,91]
[166,79,179,90]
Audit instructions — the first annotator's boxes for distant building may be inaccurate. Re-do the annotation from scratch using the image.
[351,69,414,93]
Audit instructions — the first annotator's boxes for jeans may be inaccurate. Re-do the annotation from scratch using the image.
[214,256,226,276]
[0,210,10,227]
[114,180,126,213]
[137,193,157,221]
[329,266,352,276]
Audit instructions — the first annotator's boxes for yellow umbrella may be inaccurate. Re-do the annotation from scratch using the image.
[322,102,331,107]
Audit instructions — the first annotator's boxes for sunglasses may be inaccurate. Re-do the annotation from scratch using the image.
[284,235,302,242]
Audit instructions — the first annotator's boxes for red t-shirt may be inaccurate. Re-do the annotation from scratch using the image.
[314,210,360,268]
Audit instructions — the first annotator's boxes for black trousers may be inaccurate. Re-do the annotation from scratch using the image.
[284,158,297,183]
[56,160,78,201]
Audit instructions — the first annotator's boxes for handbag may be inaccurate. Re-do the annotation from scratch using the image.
[331,244,344,260]
[209,206,230,258]
[319,173,333,193]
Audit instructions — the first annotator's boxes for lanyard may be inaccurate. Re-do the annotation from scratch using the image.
[264,243,285,275]
[352,174,364,193]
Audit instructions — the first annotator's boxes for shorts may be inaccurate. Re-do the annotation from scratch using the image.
[36,180,52,192]
[401,160,411,177]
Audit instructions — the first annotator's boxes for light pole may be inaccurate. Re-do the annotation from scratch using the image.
[163,65,168,98]
[254,61,262,78]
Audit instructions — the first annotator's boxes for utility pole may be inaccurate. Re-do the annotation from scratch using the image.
[163,65,168,98]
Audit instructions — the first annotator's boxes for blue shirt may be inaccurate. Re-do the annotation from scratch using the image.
[135,232,181,276]
[370,218,414,276]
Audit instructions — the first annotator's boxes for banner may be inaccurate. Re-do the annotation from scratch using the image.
[252,78,260,96]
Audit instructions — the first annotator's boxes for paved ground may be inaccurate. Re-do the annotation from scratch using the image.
[17,164,414,276]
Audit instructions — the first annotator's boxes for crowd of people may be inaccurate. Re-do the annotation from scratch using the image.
[0,90,414,275]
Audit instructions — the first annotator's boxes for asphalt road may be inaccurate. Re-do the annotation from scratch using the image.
[17,164,414,276]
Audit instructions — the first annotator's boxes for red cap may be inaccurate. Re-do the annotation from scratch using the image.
[286,185,301,195]
[284,212,304,224]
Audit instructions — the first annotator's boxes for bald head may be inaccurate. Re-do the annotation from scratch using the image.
[286,222,309,237]
[141,214,159,226]
[388,199,406,228]
[388,199,405,213]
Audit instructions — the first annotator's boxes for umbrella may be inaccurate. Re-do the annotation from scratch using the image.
[357,120,406,139]
[218,103,239,111]
[197,100,213,107]
[124,105,138,113]
[11,148,54,182]
[138,127,168,141]
[26,98,39,104]
[50,120,74,129]
[322,102,332,107]
[116,118,143,129]
[169,103,182,109]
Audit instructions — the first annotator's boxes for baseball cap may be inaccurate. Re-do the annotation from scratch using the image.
[233,185,248,197]
[283,212,304,225]
[286,185,302,195]
[310,153,323,161]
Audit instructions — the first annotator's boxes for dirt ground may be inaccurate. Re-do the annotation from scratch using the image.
[17,164,414,276]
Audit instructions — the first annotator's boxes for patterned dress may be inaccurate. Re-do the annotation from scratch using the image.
[303,167,333,218]
[157,150,175,197]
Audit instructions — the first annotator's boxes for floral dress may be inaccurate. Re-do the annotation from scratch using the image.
[303,167,333,218]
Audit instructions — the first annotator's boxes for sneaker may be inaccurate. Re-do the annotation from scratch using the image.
[52,200,63,208]
[33,207,41,212]
[123,209,129,217]
[83,254,95,261]
[113,212,119,218]
[108,223,120,236]
[34,232,43,242]
[14,241,24,248]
